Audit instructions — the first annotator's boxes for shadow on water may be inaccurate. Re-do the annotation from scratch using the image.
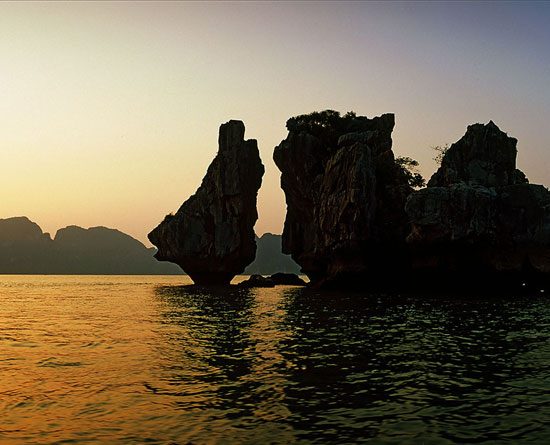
[150,284,550,444]
[153,285,265,419]
[276,288,550,443]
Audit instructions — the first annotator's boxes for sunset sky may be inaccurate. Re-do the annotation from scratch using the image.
[1,1,549,245]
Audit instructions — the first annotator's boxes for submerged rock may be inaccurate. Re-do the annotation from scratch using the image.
[273,110,412,288]
[406,121,550,292]
[148,120,265,285]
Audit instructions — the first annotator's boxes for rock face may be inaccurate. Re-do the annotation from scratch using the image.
[428,121,526,188]
[273,110,412,288]
[406,121,550,292]
[148,120,264,284]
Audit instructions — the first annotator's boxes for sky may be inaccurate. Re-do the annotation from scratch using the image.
[1,1,549,246]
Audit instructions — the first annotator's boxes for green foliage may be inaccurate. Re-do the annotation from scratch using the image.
[395,156,426,188]
[286,109,342,131]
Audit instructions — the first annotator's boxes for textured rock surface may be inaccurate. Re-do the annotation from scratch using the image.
[428,121,524,188]
[273,111,412,287]
[148,120,264,284]
[406,121,550,292]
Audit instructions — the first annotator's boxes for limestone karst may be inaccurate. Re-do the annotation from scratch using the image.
[406,121,550,293]
[148,120,264,284]
[273,110,412,288]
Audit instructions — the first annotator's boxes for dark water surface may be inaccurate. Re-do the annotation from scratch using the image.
[0,275,549,444]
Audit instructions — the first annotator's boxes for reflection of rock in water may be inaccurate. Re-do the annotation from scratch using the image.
[154,284,295,428]
[155,285,256,382]
[276,288,549,443]
[149,120,265,285]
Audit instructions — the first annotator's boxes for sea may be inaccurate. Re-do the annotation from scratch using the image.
[0,275,548,444]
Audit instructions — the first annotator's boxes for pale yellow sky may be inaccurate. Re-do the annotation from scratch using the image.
[1,2,549,245]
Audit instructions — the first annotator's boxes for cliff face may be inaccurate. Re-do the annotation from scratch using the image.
[148,120,264,284]
[406,121,550,292]
[273,111,412,287]
[428,121,526,188]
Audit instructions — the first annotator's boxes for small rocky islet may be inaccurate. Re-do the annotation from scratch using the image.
[149,111,550,293]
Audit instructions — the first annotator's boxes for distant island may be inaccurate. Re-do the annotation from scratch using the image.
[0,217,299,276]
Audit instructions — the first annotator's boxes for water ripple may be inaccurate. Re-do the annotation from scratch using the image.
[0,275,549,443]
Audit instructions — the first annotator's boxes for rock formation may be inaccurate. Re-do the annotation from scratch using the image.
[148,120,264,284]
[273,110,412,288]
[238,273,306,288]
[406,121,550,293]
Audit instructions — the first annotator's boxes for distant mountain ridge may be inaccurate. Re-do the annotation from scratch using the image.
[0,217,181,275]
[245,233,300,275]
[0,217,299,275]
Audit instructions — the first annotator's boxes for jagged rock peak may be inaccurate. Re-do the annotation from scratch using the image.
[273,110,412,288]
[148,120,265,285]
[428,120,527,188]
[406,120,550,293]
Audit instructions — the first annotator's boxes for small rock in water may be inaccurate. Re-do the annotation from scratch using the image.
[238,274,275,288]
[269,272,306,286]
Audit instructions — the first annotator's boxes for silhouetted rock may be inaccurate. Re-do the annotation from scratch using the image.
[148,120,265,284]
[0,217,181,274]
[273,110,412,288]
[54,225,181,274]
[428,121,525,188]
[406,121,550,292]
[244,233,300,275]
[269,272,306,286]
[238,274,275,288]
[0,217,53,273]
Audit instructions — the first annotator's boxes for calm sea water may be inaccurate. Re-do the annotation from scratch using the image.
[0,275,549,444]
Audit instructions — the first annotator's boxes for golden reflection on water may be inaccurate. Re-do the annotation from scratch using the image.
[0,275,301,444]
[0,275,549,444]
[0,275,166,443]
